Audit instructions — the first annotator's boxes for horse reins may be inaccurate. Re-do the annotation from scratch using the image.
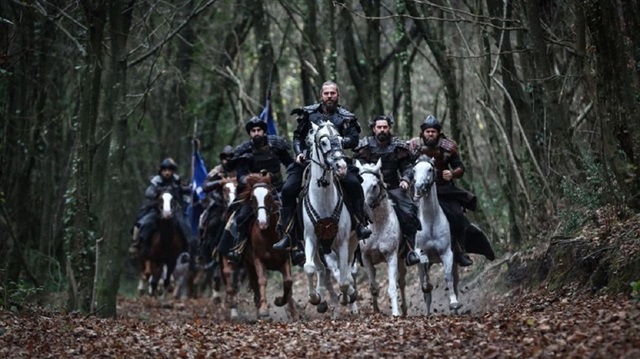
[360,169,388,210]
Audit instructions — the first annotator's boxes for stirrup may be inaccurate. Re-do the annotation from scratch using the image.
[227,250,242,265]
[273,234,291,251]
[356,224,372,239]
[455,253,473,267]
[291,248,305,266]
[405,251,420,266]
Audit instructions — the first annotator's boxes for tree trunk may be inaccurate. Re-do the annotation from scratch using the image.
[65,0,106,313]
[94,0,135,318]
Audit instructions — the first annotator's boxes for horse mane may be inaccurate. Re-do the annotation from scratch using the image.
[238,172,272,202]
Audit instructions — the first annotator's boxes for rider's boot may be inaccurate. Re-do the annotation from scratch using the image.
[226,233,244,266]
[273,206,295,250]
[129,225,141,254]
[227,216,249,266]
[453,237,473,267]
[404,234,421,266]
[352,198,372,240]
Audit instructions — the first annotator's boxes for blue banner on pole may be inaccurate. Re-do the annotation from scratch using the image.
[187,150,208,236]
[260,95,277,136]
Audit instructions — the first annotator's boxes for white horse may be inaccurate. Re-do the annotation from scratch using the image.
[302,121,358,312]
[356,159,407,317]
[412,155,461,314]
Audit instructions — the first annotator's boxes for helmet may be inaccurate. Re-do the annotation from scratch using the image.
[420,115,441,132]
[219,145,234,160]
[159,157,178,171]
[244,116,267,134]
[368,115,394,131]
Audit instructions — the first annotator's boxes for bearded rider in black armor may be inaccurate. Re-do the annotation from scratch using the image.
[273,81,372,262]
[218,117,294,264]
[408,115,495,266]
[130,158,195,256]
[354,115,422,266]
[198,145,236,259]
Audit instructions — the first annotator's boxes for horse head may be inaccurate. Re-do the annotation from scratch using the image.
[307,121,348,178]
[157,190,175,219]
[413,155,436,200]
[244,172,275,230]
[356,158,386,209]
[223,180,237,206]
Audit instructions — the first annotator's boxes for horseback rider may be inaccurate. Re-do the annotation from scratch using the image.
[354,115,422,266]
[218,116,294,264]
[130,157,195,256]
[273,81,372,261]
[408,115,495,266]
[199,145,236,254]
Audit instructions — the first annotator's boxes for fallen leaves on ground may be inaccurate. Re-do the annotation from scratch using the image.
[1,290,639,358]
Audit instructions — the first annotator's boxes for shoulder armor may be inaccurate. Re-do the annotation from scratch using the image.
[338,107,355,119]
[150,175,163,186]
[392,137,409,150]
[267,135,291,151]
[440,138,458,153]
[354,137,370,151]
[234,141,252,156]
[303,103,321,113]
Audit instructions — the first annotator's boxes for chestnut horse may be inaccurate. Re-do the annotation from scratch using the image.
[222,173,298,320]
[138,190,187,296]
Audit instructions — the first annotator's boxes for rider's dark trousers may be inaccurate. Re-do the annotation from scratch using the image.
[387,187,420,237]
[438,197,468,251]
[281,162,364,209]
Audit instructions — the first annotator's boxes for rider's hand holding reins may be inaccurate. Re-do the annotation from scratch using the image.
[295,153,306,164]
[442,170,453,181]
[399,180,410,191]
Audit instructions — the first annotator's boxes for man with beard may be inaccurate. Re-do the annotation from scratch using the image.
[354,115,421,266]
[198,145,236,261]
[218,117,294,264]
[272,81,372,263]
[408,115,495,266]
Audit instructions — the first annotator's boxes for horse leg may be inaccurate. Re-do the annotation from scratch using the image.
[211,267,222,304]
[397,255,408,317]
[313,254,329,313]
[253,257,270,318]
[386,253,400,317]
[223,260,238,319]
[418,263,433,315]
[443,248,461,311]
[304,234,322,306]
[277,261,299,321]
[362,255,380,314]
[337,244,356,306]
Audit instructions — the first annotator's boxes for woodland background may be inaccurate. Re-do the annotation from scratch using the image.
[1,0,639,318]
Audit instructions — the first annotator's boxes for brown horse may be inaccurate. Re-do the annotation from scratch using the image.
[138,189,187,296]
[222,173,298,320]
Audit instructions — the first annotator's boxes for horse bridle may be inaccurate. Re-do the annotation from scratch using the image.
[251,182,276,219]
[360,169,388,210]
[414,157,436,198]
[310,123,346,187]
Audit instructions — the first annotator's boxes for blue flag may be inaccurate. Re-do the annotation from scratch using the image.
[260,94,277,136]
[187,149,208,236]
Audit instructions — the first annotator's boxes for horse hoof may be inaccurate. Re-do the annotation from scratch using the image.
[421,283,434,293]
[450,302,462,311]
[259,309,270,318]
[317,301,328,313]
[274,296,287,307]
[230,308,239,319]
[338,293,348,306]
[212,297,222,305]
[309,293,322,306]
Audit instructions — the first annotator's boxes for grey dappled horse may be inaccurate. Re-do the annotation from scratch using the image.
[412,155,461,314]
[356,159,407,316]
[302,121,358,313]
